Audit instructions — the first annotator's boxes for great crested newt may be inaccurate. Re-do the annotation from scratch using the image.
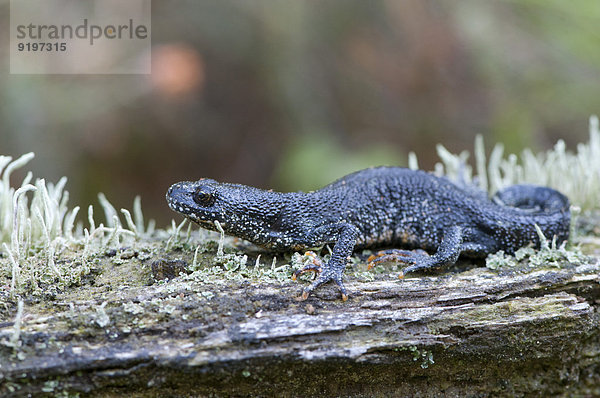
[167,167,570,300]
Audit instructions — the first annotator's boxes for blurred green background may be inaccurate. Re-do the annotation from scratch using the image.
[1,0,599,224]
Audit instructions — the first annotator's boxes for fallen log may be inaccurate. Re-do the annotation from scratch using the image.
[1,253,599,397]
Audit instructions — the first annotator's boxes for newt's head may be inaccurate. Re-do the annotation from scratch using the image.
[167,179,223,230]
[167,179,285,244]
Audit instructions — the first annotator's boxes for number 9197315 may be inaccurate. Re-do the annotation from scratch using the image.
[17,42,67,51]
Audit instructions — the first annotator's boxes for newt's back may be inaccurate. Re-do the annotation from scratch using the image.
[315,166,569,254]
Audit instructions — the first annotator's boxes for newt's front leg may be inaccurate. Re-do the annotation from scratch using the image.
[293,224,359,301]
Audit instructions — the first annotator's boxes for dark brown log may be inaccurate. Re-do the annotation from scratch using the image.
[1,258,599,397]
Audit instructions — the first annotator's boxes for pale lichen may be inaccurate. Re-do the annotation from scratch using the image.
[486,226,592,270]
[0,153,146,298]
[428,116,600,213]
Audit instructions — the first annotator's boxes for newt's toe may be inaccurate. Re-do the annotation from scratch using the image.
[367,250,416,269]
[295,265,349,302]
[300,290,310,301]
[366,249,435,279]
[292,251,324,280]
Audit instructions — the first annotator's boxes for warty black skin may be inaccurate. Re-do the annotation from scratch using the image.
[166,167,571,300]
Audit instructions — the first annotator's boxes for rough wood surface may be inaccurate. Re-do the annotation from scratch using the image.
[1,256,600,397]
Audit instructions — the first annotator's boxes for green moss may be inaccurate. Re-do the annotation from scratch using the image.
[394,346,435,369]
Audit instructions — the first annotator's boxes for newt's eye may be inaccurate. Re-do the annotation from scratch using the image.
[192,188,215,206]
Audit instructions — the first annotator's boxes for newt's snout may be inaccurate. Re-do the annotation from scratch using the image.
[166,182,195,214]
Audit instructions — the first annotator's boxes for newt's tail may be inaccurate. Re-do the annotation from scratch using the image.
[492,184,571,244]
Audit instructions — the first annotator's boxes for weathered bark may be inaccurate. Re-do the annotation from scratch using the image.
[1,258,599,397]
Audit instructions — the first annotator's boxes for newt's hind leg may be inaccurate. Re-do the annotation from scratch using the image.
[368,226,463,278]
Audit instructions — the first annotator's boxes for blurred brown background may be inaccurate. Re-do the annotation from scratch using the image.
[1,0,599,224]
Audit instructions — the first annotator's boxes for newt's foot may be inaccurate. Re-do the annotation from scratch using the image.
[293,251,348,301]
[367,249,432,278]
